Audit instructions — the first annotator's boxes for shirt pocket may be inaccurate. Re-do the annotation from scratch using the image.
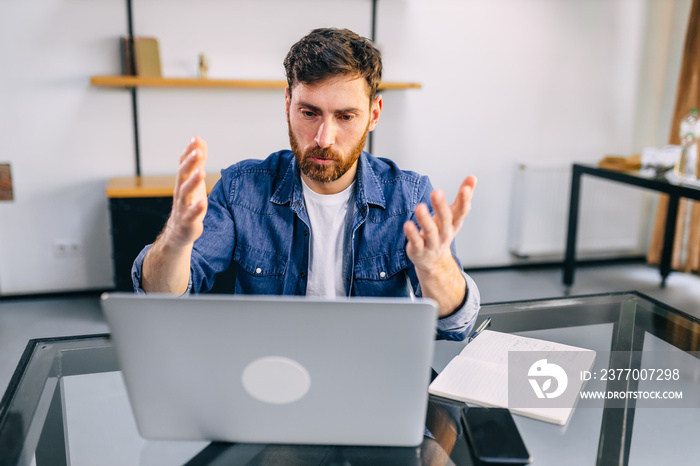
[353,250,409,297]
[233,243,287,294]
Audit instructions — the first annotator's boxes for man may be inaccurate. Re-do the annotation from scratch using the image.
[132,28,480,341]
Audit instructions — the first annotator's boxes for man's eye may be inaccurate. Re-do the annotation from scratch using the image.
[339,114,354,121]
[301,110,315,118]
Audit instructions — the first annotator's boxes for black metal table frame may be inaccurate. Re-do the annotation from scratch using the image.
[563,164,700,288]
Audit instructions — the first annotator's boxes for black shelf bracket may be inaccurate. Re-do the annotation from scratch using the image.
[369,0,378,155]
[126,0,141,176]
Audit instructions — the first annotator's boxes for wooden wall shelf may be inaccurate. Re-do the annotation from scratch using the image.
[90,75,421,90]
[106,174,221,198]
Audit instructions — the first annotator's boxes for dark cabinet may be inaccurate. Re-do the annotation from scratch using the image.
[106,175,235,293]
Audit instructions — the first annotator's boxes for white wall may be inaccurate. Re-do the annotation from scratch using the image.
[373,0,688,266]
[0,0,691,294]
[0,0,133,294]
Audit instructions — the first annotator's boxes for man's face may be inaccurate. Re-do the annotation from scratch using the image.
[286,76,382,194]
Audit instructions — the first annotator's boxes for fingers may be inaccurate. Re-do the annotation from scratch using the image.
[178,138,207,186]
[431,189,453,243]
[415,203,440,250]
[152,137,211,250]
[179,136,208,163]
[181,197,207,224]
[451,176,477,228]
[406,176,477,256]
[175,136,208,201]
[179,167,206,207]
[404,219,424,253]
[167,137,209,246]
[413,189,456,251]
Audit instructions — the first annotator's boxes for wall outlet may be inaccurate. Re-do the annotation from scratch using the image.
[53,240,81,258]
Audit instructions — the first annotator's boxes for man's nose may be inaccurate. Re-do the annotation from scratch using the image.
[314,118,336,148]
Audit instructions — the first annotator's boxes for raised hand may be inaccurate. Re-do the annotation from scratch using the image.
[165,136,209,247]
[404,176,476,272]
[142,136,208,294]
[403,175,477,316]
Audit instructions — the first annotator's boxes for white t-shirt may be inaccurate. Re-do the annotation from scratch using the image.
[301,179,355,298]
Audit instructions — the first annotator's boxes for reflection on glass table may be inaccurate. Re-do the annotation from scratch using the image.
[0,292,698,465]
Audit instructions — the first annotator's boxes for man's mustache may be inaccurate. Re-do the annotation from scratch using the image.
[305,147,339,161]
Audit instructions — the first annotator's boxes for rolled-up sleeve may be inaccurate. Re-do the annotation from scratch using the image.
[435,271,480,341]
[131,244,151,294]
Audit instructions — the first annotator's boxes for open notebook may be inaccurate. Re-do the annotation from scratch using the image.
[429,330,596,425]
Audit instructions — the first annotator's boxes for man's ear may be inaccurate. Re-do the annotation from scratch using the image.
[368,94,383,131]
[285,87,291,116]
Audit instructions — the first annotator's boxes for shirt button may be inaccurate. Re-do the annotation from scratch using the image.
[255,267,262,274]
[301,272,306,279]
[303,230,308,236]
[379,271,386,278]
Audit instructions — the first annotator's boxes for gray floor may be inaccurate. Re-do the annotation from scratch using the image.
[1,263,699,402]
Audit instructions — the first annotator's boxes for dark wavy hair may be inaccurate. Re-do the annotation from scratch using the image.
[284,28,382,101]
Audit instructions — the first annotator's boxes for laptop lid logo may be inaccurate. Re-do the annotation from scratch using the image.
[242,356,312,404]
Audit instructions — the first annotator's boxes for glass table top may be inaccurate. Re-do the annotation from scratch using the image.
[0,291,698,466]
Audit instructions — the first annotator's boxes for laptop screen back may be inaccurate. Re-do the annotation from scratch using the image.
[101,293,438,447]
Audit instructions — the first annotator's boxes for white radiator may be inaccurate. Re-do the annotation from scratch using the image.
[509,162,648,259]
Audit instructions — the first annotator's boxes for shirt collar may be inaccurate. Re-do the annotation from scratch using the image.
[355,151,386,210]
[270,153,298,207]
[270,151,387,211]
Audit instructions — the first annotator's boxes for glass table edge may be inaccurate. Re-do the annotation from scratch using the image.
[481,290,700,324]
[0,333,111,434]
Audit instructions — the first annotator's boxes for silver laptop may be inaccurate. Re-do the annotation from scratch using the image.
[101,293,438,447]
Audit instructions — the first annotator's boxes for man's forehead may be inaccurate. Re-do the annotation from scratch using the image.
[290,76,371,106]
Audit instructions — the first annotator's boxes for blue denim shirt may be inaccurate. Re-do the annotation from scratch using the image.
[132,150,480,340]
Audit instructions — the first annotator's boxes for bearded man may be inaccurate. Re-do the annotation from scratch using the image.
[132,28,480,341]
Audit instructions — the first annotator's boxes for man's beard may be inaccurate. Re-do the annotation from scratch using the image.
[288,119,369,184]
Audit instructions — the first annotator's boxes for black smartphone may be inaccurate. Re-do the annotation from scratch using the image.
[461,407,532,465]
